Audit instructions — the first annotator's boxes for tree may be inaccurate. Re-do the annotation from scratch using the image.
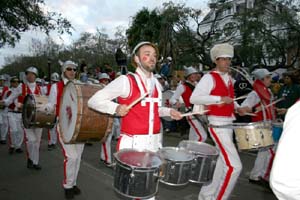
[0,0,72,47]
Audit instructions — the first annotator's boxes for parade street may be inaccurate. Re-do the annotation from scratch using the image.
[0,131,277,200]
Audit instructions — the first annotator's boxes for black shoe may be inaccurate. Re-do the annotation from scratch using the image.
[85,142,93,146]
[73,186,81,195]
[33,164,42,170]
[249,178,262,185]
[8,147,15,154]
[0,140,6,144]
[27,159,34,169]
[48,144,53,151]
[64,188,74,199]
[15,148,23,153]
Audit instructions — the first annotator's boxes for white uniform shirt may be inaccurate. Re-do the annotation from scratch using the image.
[270,101,300,200]
[88,68,171,117]
[190,71,237,124]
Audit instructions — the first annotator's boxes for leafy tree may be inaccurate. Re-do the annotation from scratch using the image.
[0,0,72,47]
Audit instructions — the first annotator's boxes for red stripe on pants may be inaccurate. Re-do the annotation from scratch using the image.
[209,127,233,200]
[102,143,108,162]
[263,148,275,180]
[187,116,202,141]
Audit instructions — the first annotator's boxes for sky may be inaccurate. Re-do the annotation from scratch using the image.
[0,0,209,68]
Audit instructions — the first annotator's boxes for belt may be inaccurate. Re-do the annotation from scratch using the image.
[9,111,22,113]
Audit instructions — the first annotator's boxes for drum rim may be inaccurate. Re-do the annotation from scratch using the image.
[158,146,195,162]
[178,140,219,156]
[22,94,36,128]
[113,183,158,199]
[113,148,162,169]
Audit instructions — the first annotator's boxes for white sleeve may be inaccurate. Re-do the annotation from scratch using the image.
[240,91,260,108]
[169,84,185,105]
[159,107,172,117]
[88,75,130,115]
[190,74,221,105]
[3,84,22,106]
[45,84,57,112]
[270,101,300,200]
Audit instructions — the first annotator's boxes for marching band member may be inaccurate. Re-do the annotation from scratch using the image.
[88,41,182,200]
[0,75,9,144]
[190,43,242,200]
[270,100,300,199]
[4,77,24,154]
[1,67,44,170]
[45,60,84,199]
[238,68,275,186]
[47,72,60,151]
[170,66,207,142]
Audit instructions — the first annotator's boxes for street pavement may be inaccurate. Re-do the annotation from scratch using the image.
[0,130,278,200]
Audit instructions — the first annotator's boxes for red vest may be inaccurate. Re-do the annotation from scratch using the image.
[55,81,65,117]
[181,82,194,108]
[0,86,9,100]
[207,71,235,117]
[252,80,274,122]
[46,84,52,96]
[5,90,16,110]
[118,74,160,135]
[18,83,41,103]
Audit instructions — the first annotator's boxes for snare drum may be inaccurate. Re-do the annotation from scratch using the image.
[272,121,283,142]
[113,149,162,199]
[158,147,194,186]
[22,94,56,128]
[233,122,274,151]
[178,140,219,184]
[59,82,113,143]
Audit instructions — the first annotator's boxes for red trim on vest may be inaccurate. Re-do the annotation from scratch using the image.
[252,80,274,121]
[0,86,9,100]
[18,83,41,103]
[118,74,160,135]
[181,82,193,108]
[5,90,16,110]
[56,81,65,117]
[207,72,234,117]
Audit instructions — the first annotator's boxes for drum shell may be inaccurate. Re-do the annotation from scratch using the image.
[59,82,112,143]
[113,159,160,199]
[178,141,219,184]
[234,122,274,151]
[22,95,56,128]
[159,147,194,186]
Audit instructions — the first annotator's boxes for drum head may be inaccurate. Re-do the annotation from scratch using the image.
[178,140,219,156]
[159,147,194,162]
[22,94,36,128]
[114,149,162,169]
[59,82,78,143]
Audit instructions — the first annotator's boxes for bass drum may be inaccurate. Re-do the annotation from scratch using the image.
[22,94,56,128]
[59,82,113,144]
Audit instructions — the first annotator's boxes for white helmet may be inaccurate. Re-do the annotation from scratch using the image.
[167,56,172,61]
[36,78,42,83]
[51,72,60,82]
[98,73,110,80]
[184,66,198,78]
[26,66,38,76]
[62,60,77,72]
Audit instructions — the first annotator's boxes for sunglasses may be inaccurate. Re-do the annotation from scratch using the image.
[66,68,77,72]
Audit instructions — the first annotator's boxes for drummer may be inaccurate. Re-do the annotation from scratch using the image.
[170,66,207,142]
[238,68,276,187]
[1,67,44,170]
[88,41,182,200]
[44,60,84,199]
[190,43,242,200]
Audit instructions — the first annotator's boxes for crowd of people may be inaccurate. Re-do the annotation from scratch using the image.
[0,41,300,200]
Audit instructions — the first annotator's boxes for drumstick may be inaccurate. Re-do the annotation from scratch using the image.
[244,112,257,117]
[254,98,284,113]
[126,92,148,110]
[205,95,249,106]
[180,110,210,117]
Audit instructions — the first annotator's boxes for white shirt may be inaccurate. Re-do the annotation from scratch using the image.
[190,71,237,124]
[270,101,300,200]
[240,91,260,108]
[88,68,171,117]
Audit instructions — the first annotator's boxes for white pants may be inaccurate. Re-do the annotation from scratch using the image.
[112,118,121,139]
[48,123,57,145]
[250,146,275,181]
[58,127,85,189]
[199,127,242,200]
[7,112,23,148]
[101,132,113,164]
[116,133,162,200]
[24,128,43,165]
[186,116,207,142]
[0,110,9,141]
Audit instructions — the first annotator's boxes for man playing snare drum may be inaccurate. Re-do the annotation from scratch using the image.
[190,43,242,200]
[44,61,84,199]
[238,68,276,188]
[88,41,182,200]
